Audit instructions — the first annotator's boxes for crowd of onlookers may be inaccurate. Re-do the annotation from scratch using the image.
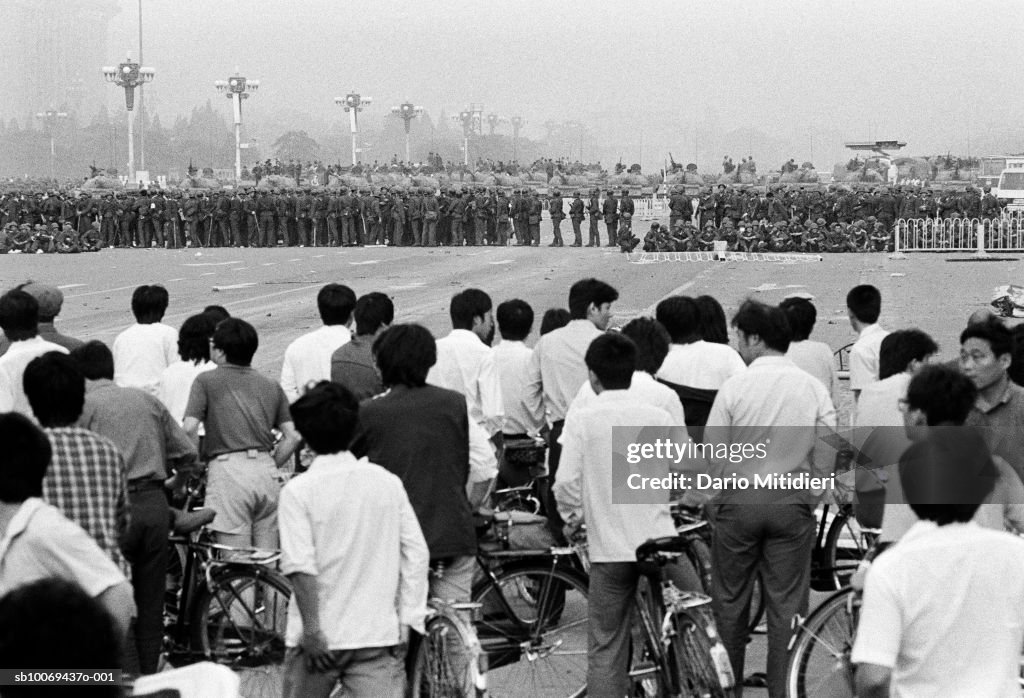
[0,272,1023,697]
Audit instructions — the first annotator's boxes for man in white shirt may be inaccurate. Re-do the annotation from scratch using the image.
[280,283,356,402]
[847,284,889,402]
[112,285,178,396]
[554,332,695,698]
[527,278,618,476]
[0,289,68,416]
[280,382,429,698]
[855,329,937,430]
[427,288,504,435]
[656,295,746,390]
[853,429,1024,698]
[491,299,545,441]
[779,297,839,404]
[704,300,836,698]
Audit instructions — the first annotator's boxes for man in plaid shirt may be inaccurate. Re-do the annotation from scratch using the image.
[23,352,129,576]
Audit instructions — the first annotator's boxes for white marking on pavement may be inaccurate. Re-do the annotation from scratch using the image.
[166,278,185,282]
[232,267,250,271]
[212,283,257,291]
[313,255,325,258]
[749,283,808,292]
[349,260,381,265]
[200,272,215,277]
[261,263,277,266]
[288,258,301,262]
[489,260,514,265]
[57,284,87,289]
[183,261,242,267]
[66,284,144,299]
[388,283,426,290]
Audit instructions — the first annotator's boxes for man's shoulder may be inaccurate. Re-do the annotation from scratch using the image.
[48,426,122,460]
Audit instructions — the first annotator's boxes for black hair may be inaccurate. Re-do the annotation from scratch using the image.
[620,317,670,374]
[290,381,359,454]
[130,284,170,324]
[372,324,435,388]
[0,579,122,698]
[212,318,259,367]
[317,283,357,326]
[202,305,231,324]
[694,295,730,344]
[354,292,395,336]
[878,329,938,380]
[178,313,217,364]
[0,412,51,503]
[584,332,636,390]
[449,289,493,331]
[655,296,700,344]
[960,318,1014,360]
[69,340,115,381]
[732,300,792,353]
[905,364,977,426]
[846,284,881,324]
[0,290,39,342]
[496,299,534,342]
[23,352,85,427]
[568,278,619,320]
[539,308,571,336]
[778,297,817,342]
[899,428,994,525]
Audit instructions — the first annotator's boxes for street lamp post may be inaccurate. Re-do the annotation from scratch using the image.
[390,101,423,162]
[455,109,474,166]
[215,70,260,182]
[35,110,68,182]
[486,113,505,136]
[510,116,525,162]
[336,92,372,166]
[102,54,154,183]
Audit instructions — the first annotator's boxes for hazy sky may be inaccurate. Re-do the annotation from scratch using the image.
[101,0,1024,168]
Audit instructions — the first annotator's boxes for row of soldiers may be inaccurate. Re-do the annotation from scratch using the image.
[677,183,1005,230]
[641,217,893,254]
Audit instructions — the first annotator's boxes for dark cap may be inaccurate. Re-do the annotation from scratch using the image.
[20,282,64,319]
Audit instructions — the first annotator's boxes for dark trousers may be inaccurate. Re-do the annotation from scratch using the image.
[327,216,339,245]
[164,219,181,249]
[588,561,703,698]
[411,218,423,245]
[605,219,618,245]
[551,219,564,245]
[711,496,815,698]
[424,218,437,246]
[341,216,355,245]
[570,217,583,245]
[120,487,170,675]
[588,217,600,245]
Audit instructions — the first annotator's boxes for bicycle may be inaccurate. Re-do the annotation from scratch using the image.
[408,597,487,698]
[630,536,734,698]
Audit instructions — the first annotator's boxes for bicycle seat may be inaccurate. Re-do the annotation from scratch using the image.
[636,536,689,561]
[676,520,708,535]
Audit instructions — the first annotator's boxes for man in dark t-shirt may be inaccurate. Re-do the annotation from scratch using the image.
[330,292,393,401]
[183,319,301,550]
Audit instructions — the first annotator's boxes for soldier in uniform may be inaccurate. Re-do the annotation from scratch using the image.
[568,191,585,247]
[527,190,543,246]
[981,186,1001,220]
[669,187,690,230]
[134,190,154,247]
[495,189,511,246]
[311,189,329,247]
[449,190,465,245]
[365,191,383,245]
[336,186,354,246]
[98,193,117,248]
[276,190,294,246]
[587,189,602,247]
[163,191,182,249]
[602,190,618,246]
[326,189,341,246]
[475,188,492,246]
[55,222,81,253]
[423,188,440,246]
[406,187,423,246]
[619,189,635,235]
[512,189,529,245]
[548,189,565,247]
[390,190,406,246]
[74,192,96,235]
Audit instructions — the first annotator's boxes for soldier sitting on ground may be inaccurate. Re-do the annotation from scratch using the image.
[617,220,640,253]
[55,223,81,253]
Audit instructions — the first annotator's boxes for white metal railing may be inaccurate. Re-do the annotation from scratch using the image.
[892,217,1024,255]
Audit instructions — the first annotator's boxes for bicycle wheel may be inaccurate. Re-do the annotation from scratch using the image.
[671,607,729,698]
[684,536,713,595]
[472,563,589,698]
[191,566,291,698]
[786,587,858,698]
[824,508,875,590]
[630,576,668,698]
[409,609,483,698]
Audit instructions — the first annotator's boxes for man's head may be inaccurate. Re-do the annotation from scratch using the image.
[177,313,218,364]
[449,289,494,345]
[0,290,39,342]
[732,300,792,363]
[317,283,357,327]
[23,352,85,428]
[899,427,994,526]
[0,412,51,504]
[17,283,64,323]
[540,308,571,336]
[202,305,231,324]
[496,299,533,342]
[902,364,977,442]
[845,284,881,330]
[568,278,618,329]
[585,332,636,393]
[353,292,394,337]
[130,285,170,324]
[655,296,700,345]
[620,318,671,375]
[210,318,259,367]
[290,381,359,455]
[959,318,1013,393]
[372,324,435,388]
[778,297,817,342]
[878,329,938,380]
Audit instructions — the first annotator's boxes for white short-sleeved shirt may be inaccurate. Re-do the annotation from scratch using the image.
[786,340,839,404]
[158,360,216,424]
[0,498,129,600]
[852,521,1024,697]
[280,325,351,403]
[566,371,686,427]
[849,324,889,393]
[0,336,68,416]
[657,341,746,391]
[113,322,178,396]
[429,329,504,435]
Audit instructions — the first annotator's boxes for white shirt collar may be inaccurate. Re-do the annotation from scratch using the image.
[306,451,364,471]
[858,323,885,339]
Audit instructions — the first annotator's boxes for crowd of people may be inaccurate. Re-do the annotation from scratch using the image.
[0,269,1023,696]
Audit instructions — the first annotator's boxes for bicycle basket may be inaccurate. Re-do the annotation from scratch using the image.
[486,511,556,552]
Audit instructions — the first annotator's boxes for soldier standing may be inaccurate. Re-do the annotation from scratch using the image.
[450,190,466,245]
[568,191,585,247]
[365,191,383,245]
[163,191,181,249]
[338,186,355,246]
[587,189,602,246]
[548,189,565,247]
[475,188,493,246]
[422,189,440,246]
[527,190,543,246]
[311,189,328,247]
[619,189,635,234]
[407,187,424,245]
[495,189,511,246]
[602,190,618,246]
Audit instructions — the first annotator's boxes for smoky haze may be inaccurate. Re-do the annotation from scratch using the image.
[9,0,1024,172]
